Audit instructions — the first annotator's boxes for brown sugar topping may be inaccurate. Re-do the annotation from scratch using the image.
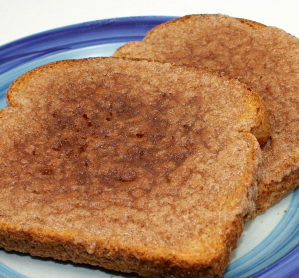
[45,87,196,190]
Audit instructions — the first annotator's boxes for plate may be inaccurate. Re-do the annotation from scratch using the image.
[0,16,299,278]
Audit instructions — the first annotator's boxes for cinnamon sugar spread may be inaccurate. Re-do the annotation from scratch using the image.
[114,14,299,215]
[0,58,267,274]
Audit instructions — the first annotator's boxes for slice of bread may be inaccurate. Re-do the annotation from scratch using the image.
[114,14,299,217]
[0,57,269,277]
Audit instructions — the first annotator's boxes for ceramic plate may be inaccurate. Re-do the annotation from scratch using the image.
[0,16,299,278]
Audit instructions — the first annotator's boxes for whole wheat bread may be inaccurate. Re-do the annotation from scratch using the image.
[0,57,270,277]
[114,14,299,217]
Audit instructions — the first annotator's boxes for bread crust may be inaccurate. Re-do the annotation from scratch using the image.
[0,217,244,278]
[113,14,299,216]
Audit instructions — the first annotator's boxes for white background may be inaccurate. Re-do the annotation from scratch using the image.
[0,0,299,277]
[1,0,299,47]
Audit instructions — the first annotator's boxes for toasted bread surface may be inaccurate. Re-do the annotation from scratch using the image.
[0,57,269,277]
[114,14,299,216]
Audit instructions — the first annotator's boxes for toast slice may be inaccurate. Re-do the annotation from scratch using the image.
[0,57,269,277]
[114,14,299,217]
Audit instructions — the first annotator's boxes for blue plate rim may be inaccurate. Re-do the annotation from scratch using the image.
[0,15,177,49]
